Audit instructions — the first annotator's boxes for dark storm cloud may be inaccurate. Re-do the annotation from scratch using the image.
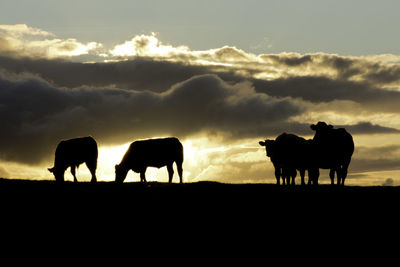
[350,158,400,173]
[0,73,304,164]
[260,53,390,81]
[1,52,400,165]
[364,64,400,85]
[3,55,400,115]
[0,56,214,92]
[337,122,400,135]
[256,121,400,140]
[252,76,400,113]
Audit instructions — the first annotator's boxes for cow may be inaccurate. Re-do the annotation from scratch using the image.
[115,137,184,184]
[259,133,319,185]
[310,121,354,185]
[259,139,286,185]
[48,136,98,183]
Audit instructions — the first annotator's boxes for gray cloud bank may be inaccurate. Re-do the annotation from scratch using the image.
[2,54,400,114]
[0,72,304,164]
[351,145,400,173]
[1,52,400,166]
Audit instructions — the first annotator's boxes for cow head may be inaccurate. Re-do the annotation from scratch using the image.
[310,121,333,132]
[115,164,128,183]
[310,121,334,141]
[259,140,276,158]
[48,167,65,182]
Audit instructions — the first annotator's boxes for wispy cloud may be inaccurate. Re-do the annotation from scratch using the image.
[0,24,103,58]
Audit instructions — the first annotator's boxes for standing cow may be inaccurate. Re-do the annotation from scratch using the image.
[115,137,184,183]
[48,136,98,183]
[310,122,354,185]
[259,133,319,185]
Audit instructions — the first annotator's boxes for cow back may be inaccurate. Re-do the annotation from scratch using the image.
[313,128,354,167]
[54,136,98,168]
[275,133,314,168]
[122,137,183,169]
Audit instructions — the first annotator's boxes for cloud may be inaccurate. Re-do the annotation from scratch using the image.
[1,69,396,167]
[0,24,103,59]
[0,56,215,92]
[0,24,54,37]
[2,26,400,114]
[1,25,400,182]
[110,32,190,58]
[0,166,9,178]
[0,72,304,165]
[350,145,400,173]
[109,32,260,66]
[337,122,400,135]
[189,141,272,183]
[350,158,400,173]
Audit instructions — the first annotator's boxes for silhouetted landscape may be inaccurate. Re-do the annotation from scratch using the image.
[2,176,399,246]
[2,178,398,214]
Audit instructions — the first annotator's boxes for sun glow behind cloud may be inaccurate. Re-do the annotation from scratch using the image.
[110,32,190,58]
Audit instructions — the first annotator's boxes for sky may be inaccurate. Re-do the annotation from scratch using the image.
[1,0,400,185]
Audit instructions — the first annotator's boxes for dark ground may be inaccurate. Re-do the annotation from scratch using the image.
[1,178,398,217]
[1,178,398,256]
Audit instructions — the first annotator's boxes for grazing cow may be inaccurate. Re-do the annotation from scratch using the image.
[310,122,354,185]
[259,133,319,185]
[48,136,98,183]
[115,137,184,183]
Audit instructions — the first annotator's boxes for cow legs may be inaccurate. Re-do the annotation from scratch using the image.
[176,161,183,183]
[330,167,342,185]
[86,161,97,183]
[299,169,305,186]
[281,168,286,185]
[140,170,147,183]
[272,163,281,185]
[340,158,351,186]
[309,168,320,185]
[71,165,78,182]
[329,169,335,185]
[340,167,347,186]
[316,169,320,185]
[290,169,297,185]
[167,164,174,183]
[282,168,293,186]
[274,167,281,185]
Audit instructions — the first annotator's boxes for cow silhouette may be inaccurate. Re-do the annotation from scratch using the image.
[115,137,184,183]
[48,136,98,183]
[259,133,319,185]
[310,122,354,185]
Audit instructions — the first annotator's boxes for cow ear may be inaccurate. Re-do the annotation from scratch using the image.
[310,124,316,130]
[259,141,266,146]
[48,167,54,173]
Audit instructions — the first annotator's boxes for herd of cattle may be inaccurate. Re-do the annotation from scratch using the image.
[259,121,354,186]
[48,121,354,186]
